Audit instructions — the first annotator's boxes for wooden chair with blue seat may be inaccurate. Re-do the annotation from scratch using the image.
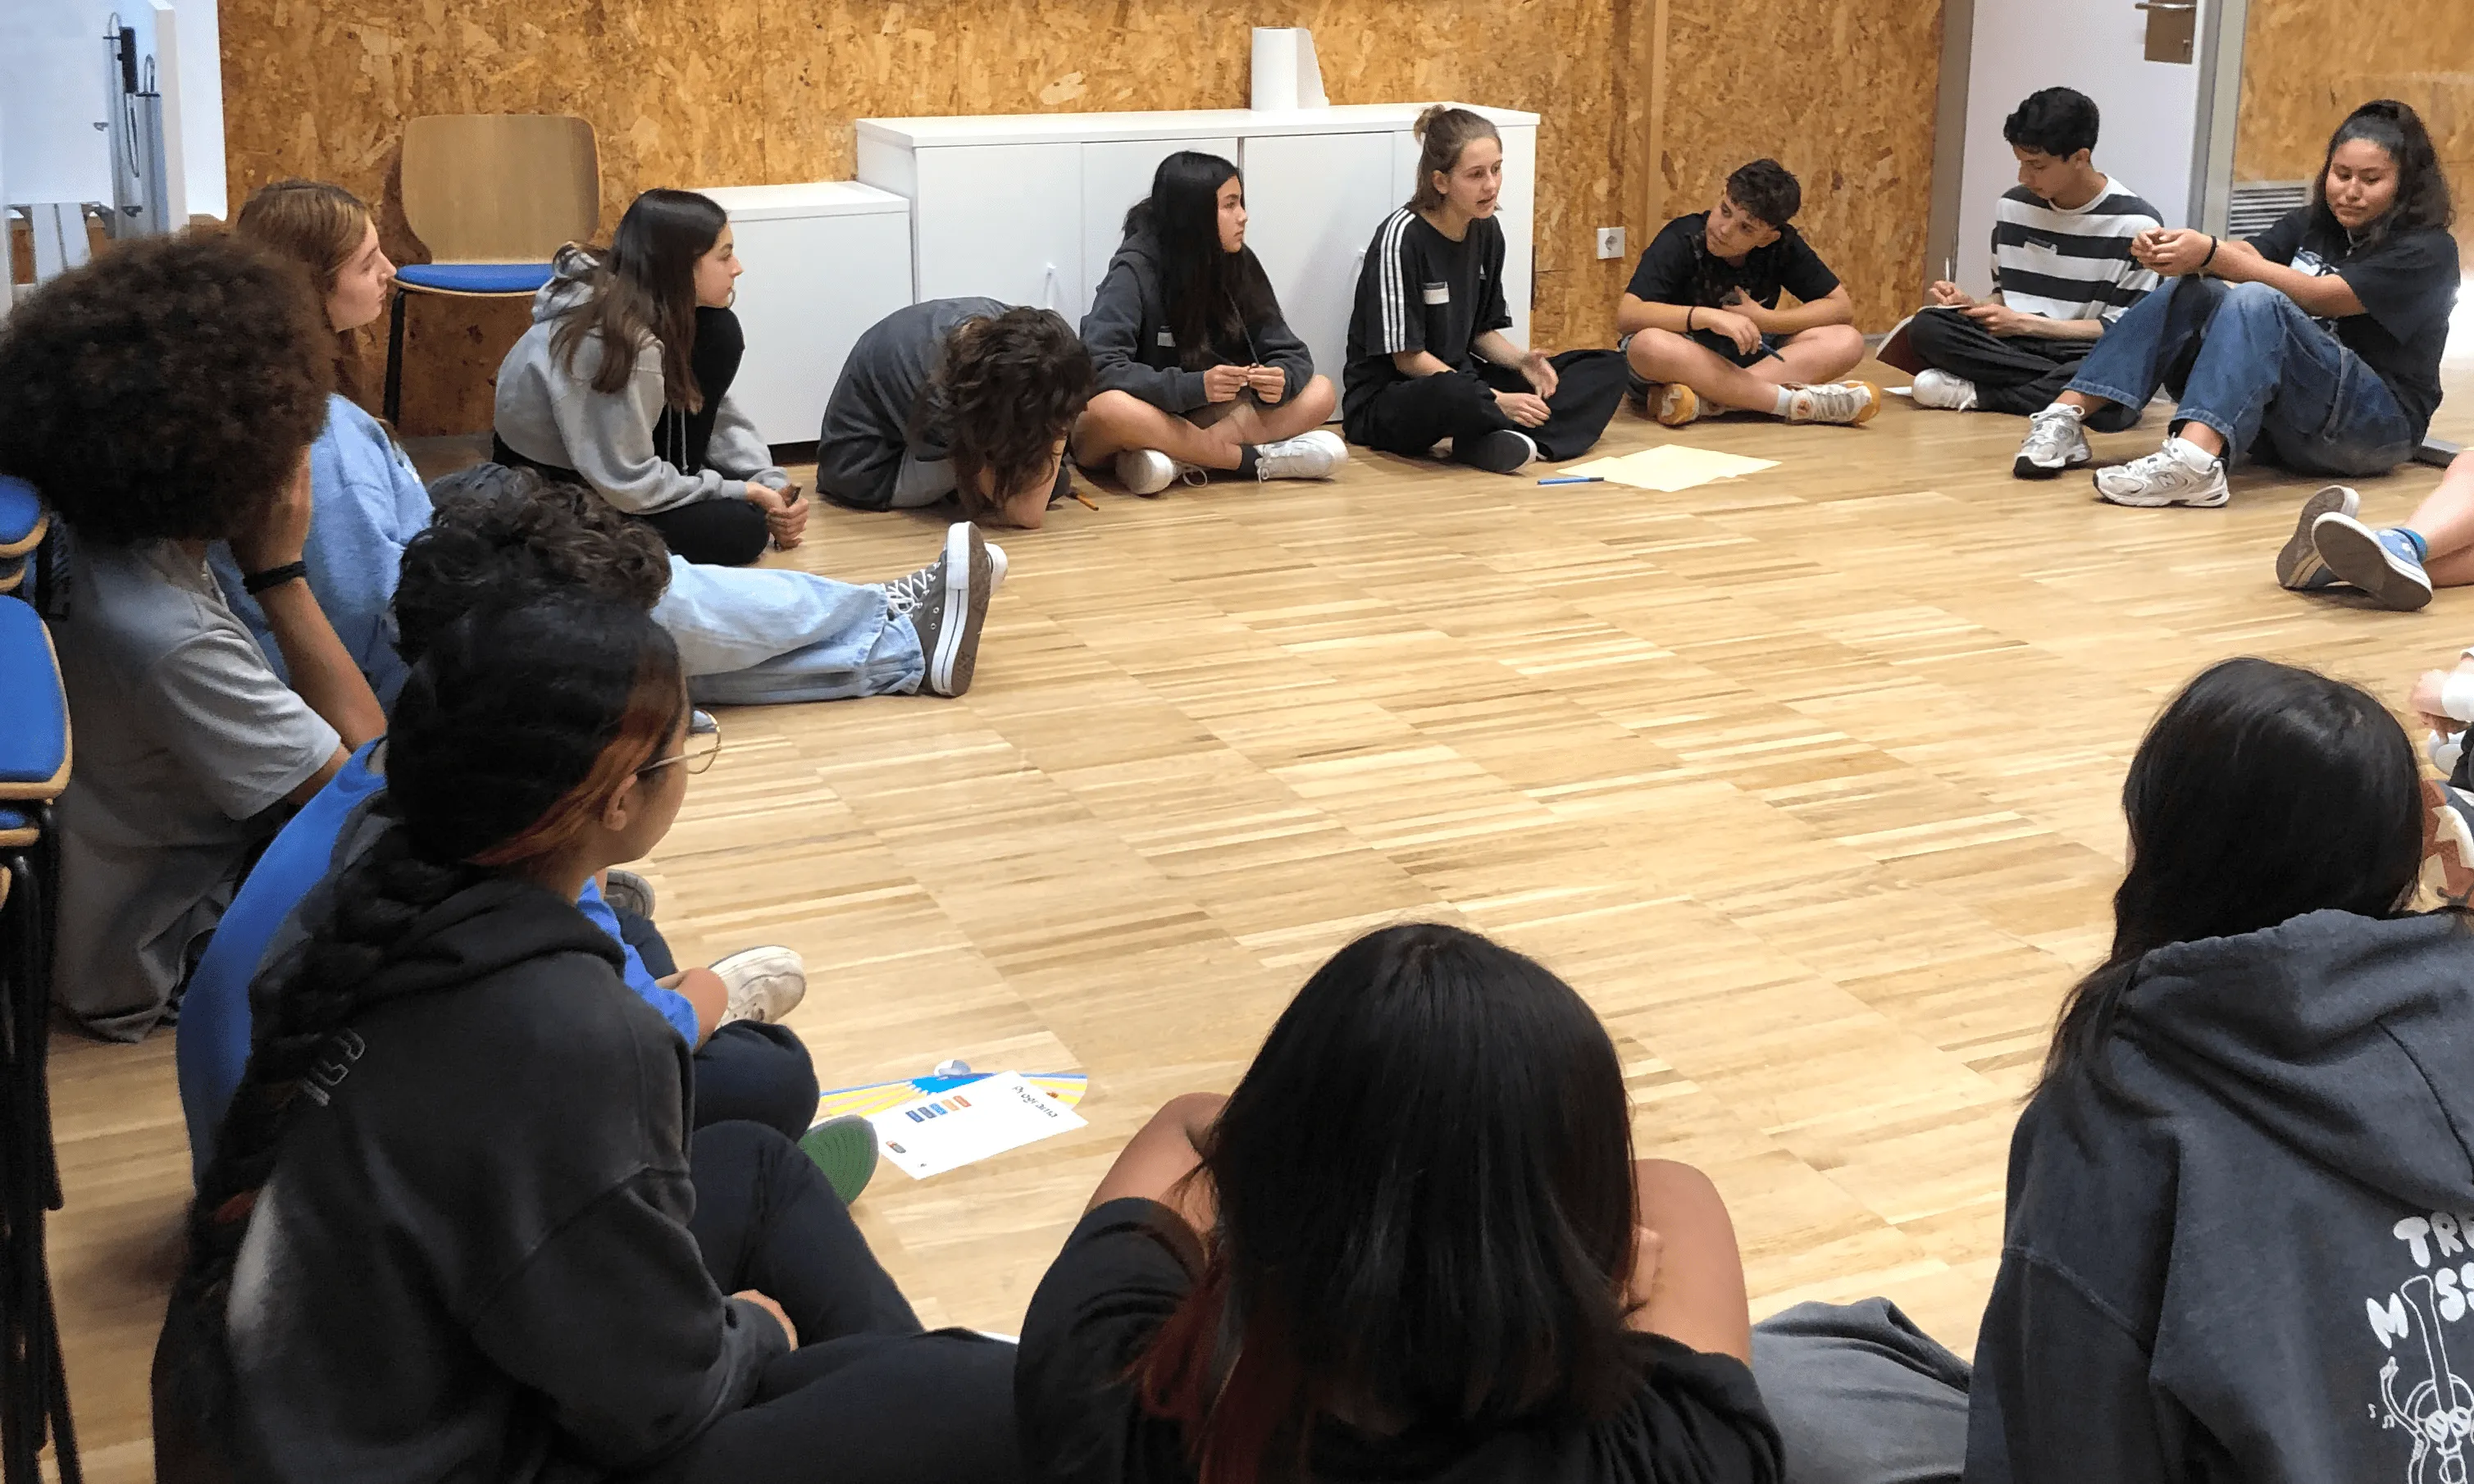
[0,474,78,1484]
[384,113,603,426]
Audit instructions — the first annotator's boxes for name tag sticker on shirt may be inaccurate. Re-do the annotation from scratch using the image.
[1155,329,1175,347]
[1423,282,1451,305]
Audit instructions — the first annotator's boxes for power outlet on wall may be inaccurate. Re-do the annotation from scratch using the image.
[1595,226,1626,261]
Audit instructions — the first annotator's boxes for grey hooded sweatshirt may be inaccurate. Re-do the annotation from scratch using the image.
[1078,226,1313,415]
[494,244,786,516]
[1966,908,2474,1484]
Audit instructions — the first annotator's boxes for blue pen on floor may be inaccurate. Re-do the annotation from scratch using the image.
[1537,475,1604,485]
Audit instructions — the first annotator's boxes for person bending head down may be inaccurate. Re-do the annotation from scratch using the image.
[1018,922,1779,1482]
[925,306,1096,528]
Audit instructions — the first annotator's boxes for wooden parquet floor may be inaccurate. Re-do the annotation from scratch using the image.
[39,347,2474,1478]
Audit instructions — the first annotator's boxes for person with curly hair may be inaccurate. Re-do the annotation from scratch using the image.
[494,189,804,567]
[228,179,1003,706]
[0,231,387,1039]
[815,298,1095,528]
[175,469,850,1190]
[153,598,1021,1484]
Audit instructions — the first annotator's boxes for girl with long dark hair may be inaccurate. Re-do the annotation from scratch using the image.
[153,598,1020,1483]
[1072,152,1346,496]
[1752,657,2474,1484]
[1341,107,1631,475]
[2016,100,2458,507]
[1017,922,1782,1484]
[495,189,808,566]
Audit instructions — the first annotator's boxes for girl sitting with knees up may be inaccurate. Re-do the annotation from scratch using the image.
[154,597,1021,1484]
[1073,150,1346,496]
[494,188,809,567]
[1017,921,1783,1484]
[816,300,1094,529]
[1341,107,1631,475]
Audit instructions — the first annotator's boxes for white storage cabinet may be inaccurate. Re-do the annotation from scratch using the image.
[692,181,914,446]
[855,104,1540,397]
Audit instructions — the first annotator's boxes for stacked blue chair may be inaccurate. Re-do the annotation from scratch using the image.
[0,475,78,1484]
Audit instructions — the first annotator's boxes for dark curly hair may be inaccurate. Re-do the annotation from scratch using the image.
[2003,88,2101,160]
[2312,100,2456,252]
[0,230,331,546]
[157,597,685,1478]
[919,307,1093,520]
[394,463,672,664]
[1725,159,1802,230]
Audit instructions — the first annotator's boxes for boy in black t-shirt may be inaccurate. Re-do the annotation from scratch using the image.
[1616,160,1879,428]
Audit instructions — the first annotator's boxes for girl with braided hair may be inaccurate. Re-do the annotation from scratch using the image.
[154,597,1021,1484]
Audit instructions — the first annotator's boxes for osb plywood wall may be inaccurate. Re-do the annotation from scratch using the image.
[221,0,1941,435]
[2235,0,2472,257]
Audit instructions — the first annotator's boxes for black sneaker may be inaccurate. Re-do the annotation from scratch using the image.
[909,522,994,697]
[1459,428,1538,474]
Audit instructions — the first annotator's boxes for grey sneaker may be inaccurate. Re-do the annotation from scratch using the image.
[1783,380,1882,425]
[2094,440,2228,508]
[2312,512,2435,611]
[2275,485,2359,590]
[1910,369,1979,412]
[710,945,807,1026]
[1254,430,1347,481]
[909,521,995,697]
[602,868,656,921]
[882,543,1005,617]
[2013,405,2091,479]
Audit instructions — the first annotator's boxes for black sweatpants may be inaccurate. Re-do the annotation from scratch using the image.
[1904,307,2141,430]
[625,1122,1023,1484]
[1346,350,1630,463]
[613,906,821,1144]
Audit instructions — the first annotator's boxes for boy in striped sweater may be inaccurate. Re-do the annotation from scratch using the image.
[1907,88,2162,428]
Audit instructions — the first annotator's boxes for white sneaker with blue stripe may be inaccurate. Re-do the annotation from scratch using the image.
[2312,511,2435,611]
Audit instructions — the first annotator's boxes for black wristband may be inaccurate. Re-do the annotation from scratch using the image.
[2201,234,2219,269]
[1686,307,1696,332]
[242,561,308,595]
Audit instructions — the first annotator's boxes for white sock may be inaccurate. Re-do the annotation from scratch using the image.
[1772,386,1798,418]
[2164,435,2220,469]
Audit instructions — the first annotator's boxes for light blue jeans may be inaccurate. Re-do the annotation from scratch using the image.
[2069,276,2418,476]
[654,556,925,705]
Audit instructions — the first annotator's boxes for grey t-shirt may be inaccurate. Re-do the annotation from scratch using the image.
[813,296,1008,512]
[51,537,339,1039]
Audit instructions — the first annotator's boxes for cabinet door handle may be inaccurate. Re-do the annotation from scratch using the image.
[2134,3,2195,11]
[1041,262,1064,312]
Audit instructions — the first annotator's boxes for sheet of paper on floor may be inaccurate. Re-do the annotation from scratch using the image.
[1556,444,1782,492]
[865,1070,1090,1179]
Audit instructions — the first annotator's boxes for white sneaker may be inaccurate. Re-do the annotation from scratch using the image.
[1254,430,1347,481]
[2094,436,2229,508]
[709,945,807,1027]
[2012,404,2091,480]
[1114,448,1174,496]
[1783,381,1881,426]
[1910,369,1979,412]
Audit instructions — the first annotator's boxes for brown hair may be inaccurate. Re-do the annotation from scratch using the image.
[1407,106,1502,213]
[552,189,727,412]
[469,658,680,869]
[923,307,1093,520]
[235,179,373,402]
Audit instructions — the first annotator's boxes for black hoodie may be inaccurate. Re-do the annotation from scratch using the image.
[1966,908,2474,1483]
[159,858,786,1482]
[1079,227,1313,415]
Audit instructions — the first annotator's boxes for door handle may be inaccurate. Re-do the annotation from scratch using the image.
[2135,3,2195,10]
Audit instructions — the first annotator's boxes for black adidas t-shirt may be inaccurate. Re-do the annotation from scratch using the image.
[2248,206,2458,440]
[1343,207,1513,421]
[1625,212,1841,314]
[1018,1199,1785,1484]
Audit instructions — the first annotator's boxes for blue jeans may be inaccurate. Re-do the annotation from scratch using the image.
[2069,276,2417,477]
[654,556,926,706]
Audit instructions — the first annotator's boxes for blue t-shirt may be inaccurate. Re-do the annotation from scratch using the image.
[175,742,698,1179]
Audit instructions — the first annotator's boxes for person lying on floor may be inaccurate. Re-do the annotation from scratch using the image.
[176,472,842,1181]
[816,298,1094,529]
[2011,99,2456,504]
[1017,921,1782,1484]
[1072,149,1346,496]
[2276,452,2474,612]
[0,231,386,1040]
[494,188,803,567]
[155,598,1022,1484]
[223,180,999,704]
[1615,158,1879,429]
[1905,87,2163,422]
[1751,657,2474,1484]
[1341,107,1631,474]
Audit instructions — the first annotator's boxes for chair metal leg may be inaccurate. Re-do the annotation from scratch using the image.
[384,289,409,427]
[0,838,77,1484]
